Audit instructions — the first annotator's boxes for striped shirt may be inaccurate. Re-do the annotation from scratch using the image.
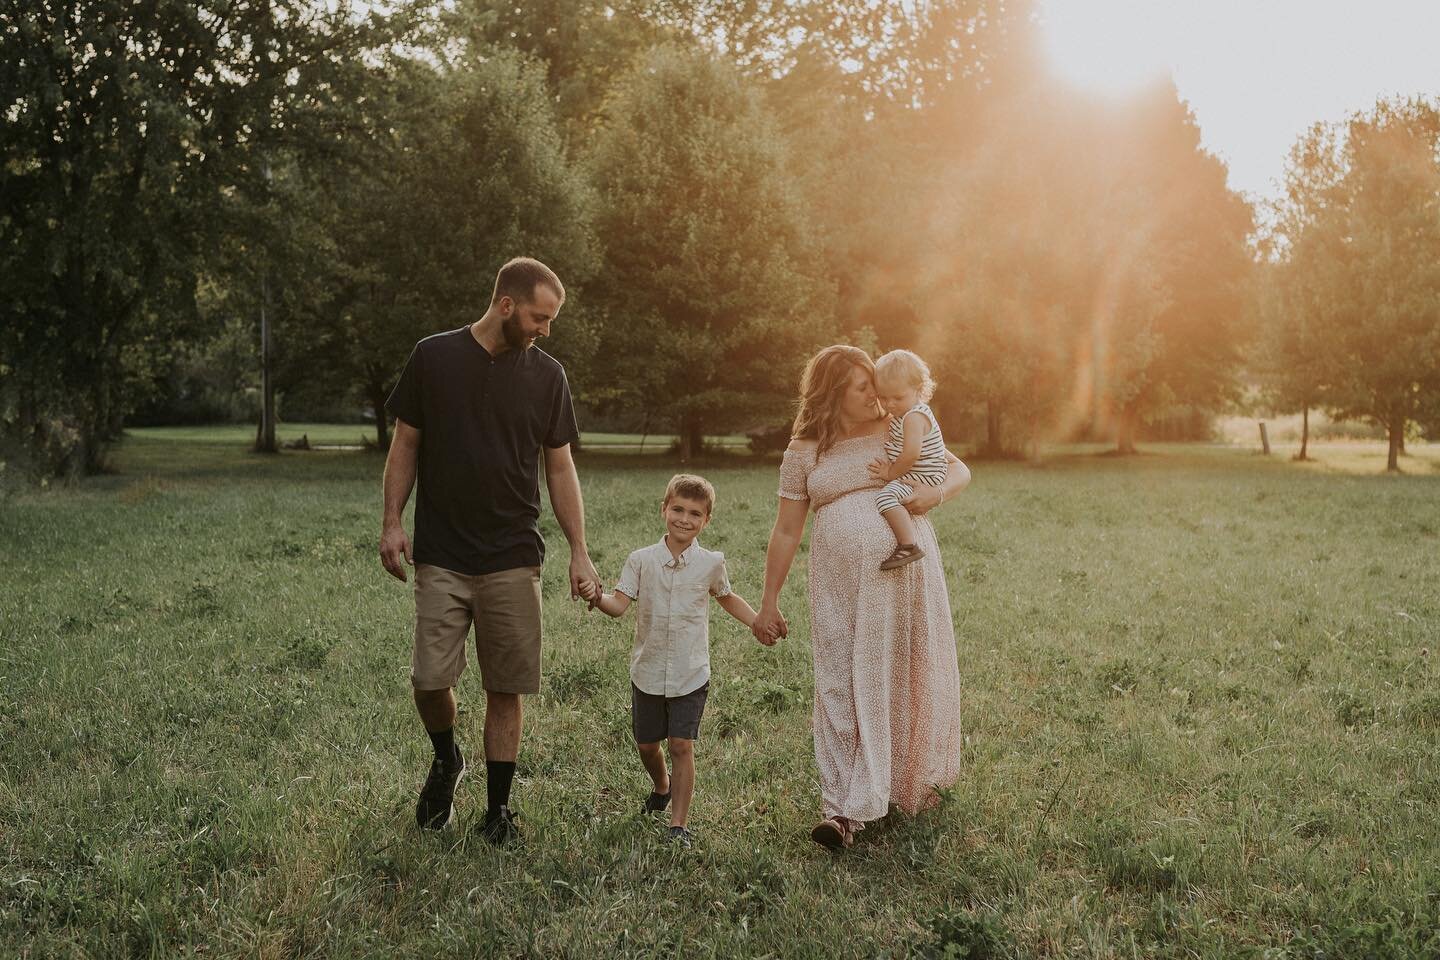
[884,402,948,486]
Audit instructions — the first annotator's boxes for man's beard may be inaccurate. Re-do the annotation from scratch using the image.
[502,312,531,350]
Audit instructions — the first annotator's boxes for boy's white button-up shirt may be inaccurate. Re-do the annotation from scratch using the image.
[615,537,732,697]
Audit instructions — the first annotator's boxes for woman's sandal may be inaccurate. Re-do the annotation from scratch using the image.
[880,543,925,571]
[810,818,853,850]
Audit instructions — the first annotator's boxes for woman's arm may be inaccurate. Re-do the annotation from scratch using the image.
[902,450,971,516]
[753,497,808,642]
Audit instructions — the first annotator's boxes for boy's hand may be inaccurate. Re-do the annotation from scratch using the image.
[578,579,600,608]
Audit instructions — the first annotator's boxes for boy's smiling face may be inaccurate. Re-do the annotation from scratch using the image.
[662,494,711,549]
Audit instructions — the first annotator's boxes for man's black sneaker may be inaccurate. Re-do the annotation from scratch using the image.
[642,790,671,815]
[415,746,465,830]
[667,826,693,849]
[480,804,521,846]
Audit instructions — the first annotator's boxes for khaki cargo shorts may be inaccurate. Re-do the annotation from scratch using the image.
[411,563,542,694]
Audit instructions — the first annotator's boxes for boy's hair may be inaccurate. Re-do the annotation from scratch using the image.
[874,349,936,402]
[663,473,716,516]
[490,257,565,306]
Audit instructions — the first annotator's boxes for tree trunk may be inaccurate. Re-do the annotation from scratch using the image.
[1387,415,1403,472]
[1116,406,1138,455]
[984,401,1002,456]
[678,415,703,462]
[255,266,277,454]
[82,373,112,475]
[1296,406,1310,461]
[370,381,391,452]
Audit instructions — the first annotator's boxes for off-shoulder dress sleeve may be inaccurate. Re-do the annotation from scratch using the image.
[777,445,814,502]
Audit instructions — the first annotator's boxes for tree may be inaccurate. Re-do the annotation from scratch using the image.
[1273,98,1440,471]
[912,79,1094,457]
[291,47,600,450]
[586,45,835,459]
[0,0,412,475]
[1085,84,1254,454]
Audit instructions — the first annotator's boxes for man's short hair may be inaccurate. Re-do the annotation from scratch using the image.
[663,474,716,516]
[491,257,565,307]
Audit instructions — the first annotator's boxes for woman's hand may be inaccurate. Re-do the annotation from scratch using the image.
[903,454,970,516]
[901,484,944,516]
[752,604,787,645]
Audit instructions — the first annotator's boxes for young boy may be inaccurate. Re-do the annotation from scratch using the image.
[580,474,767,848]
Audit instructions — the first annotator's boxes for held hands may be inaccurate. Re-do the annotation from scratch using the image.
[379,525,413,582]
[569,552,600,607]
[751,605,787,647]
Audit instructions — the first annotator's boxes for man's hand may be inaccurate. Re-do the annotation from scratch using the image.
[569,552,600,602]
[379,525,413,582]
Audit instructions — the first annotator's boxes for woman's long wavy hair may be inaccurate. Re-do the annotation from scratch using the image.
[791,345,880,456]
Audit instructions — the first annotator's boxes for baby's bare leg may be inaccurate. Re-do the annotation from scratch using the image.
[878,479,925,570]
[878,479,918,547]
[883,501,918,547]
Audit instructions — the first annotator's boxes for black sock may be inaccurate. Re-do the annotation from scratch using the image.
[486,760,516,812]
[427,727,457,764]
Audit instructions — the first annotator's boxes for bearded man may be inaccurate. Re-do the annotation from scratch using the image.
[379,257,598,840]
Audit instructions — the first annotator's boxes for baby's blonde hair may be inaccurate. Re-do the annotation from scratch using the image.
[874,349,936,402]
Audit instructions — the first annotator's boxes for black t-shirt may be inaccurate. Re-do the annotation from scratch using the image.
[385,327,580,576]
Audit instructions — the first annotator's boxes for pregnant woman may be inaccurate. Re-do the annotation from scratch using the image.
[751,345,971,849]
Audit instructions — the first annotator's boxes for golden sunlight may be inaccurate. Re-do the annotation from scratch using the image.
[1039,0,1174,97]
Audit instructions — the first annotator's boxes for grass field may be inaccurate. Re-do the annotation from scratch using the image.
[3,431,1439,958]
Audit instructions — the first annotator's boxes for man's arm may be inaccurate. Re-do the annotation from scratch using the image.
[543,442,599,599]
[380,419,421,582]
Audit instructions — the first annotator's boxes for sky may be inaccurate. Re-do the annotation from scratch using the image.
[1038,0,1440,205]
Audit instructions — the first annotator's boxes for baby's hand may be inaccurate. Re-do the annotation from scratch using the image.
[866,455,890,481]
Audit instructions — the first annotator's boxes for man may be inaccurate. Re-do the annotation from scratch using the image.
[379,257,598,841]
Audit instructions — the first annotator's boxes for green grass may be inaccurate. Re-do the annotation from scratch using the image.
[123,424,753,453]
[3,430,1439,957]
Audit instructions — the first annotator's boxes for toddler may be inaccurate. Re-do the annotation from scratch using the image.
[873,349,948,570]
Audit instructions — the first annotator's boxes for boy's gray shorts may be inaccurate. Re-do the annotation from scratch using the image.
[631,682,709,743]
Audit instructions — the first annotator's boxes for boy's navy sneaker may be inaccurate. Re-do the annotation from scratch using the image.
[480,804,521,846]
[643,790,671,815]
[416,745,465,830]
[667,826,693,849]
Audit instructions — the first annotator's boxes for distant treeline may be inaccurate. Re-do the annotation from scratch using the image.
[3,1,1438,478]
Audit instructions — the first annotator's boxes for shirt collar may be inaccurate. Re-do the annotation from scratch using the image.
[656,536,701,569]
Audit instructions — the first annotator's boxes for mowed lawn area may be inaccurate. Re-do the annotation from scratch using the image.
[3,429,1439,958]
